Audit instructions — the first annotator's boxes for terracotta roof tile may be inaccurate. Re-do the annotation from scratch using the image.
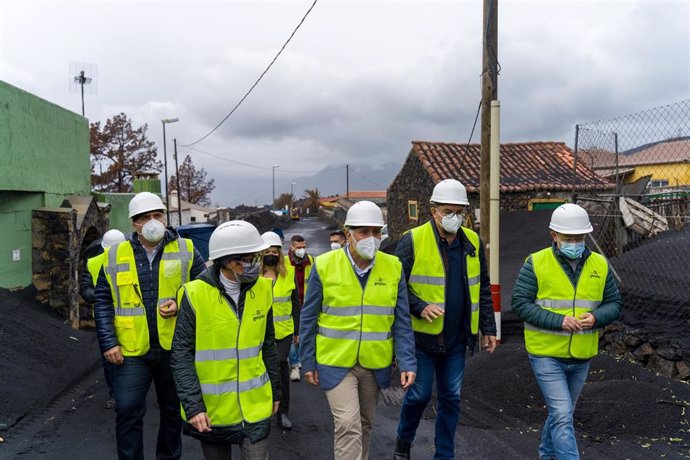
[411,141,613,193]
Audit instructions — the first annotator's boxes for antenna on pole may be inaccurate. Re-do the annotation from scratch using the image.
[69,61,98,117]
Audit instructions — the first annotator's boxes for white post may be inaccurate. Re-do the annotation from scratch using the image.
[489,100,502,342]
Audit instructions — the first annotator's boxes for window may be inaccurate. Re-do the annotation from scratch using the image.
[190,216,197,222]
[649,179,669,189]
[408,200,418,221]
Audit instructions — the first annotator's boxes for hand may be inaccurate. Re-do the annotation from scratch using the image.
[578,312,596,330]
[420,304,445,323]
[305,370,319,386]
[293,335,300,344]
[273,401,280,415]
[481,335,497,353]
[104,346,124,365]
[189,412,212,432]
[400,371,416,389]
[159,299,178,318]
[561,315,583,332]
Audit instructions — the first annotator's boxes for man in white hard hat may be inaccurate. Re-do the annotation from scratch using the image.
[171,221,281,459]
[512,203,621,460]
[80,229,126,410]
[94,191,206,460]
[300,200,417,460]
[394,179,497,460]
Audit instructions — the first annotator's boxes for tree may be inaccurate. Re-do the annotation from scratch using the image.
[302,188,321,212]
[275,192,294,210]
[90,113,161,192]
[169,155,215,207]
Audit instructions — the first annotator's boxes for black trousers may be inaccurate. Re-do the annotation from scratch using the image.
[276,335,293,414]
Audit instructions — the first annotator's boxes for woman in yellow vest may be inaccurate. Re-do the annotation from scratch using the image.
[511,204,621,460]
[260,231,299,431]
[299,201,417,460]
[170,221,282,460]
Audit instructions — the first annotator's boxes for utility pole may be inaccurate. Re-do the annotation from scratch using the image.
[346,164,349,197]
[480,0,498,255]
[174,138,182,226]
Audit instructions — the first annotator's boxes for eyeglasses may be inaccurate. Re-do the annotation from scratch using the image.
[436,209,465,218]
[230,253,260,264]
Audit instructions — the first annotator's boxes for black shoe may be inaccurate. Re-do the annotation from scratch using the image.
[393,437,411,460]
[277,413,292,430]
[103,397,116,409]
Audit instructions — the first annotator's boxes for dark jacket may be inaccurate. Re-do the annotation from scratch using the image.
[395,221,496,353]
[94,229,206,353]
[170,265,282,444]
[511,243,621,333]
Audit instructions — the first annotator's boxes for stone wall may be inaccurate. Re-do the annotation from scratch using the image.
[601,322,690,380]
[32,198,109,328]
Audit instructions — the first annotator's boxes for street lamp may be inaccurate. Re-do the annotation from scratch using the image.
[272,164,279,210]
[161,117,179,222]
[290,181,297,214]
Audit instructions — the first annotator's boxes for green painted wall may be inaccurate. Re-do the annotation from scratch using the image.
[0,192,63,288]
[0,80,91,288]
[98,193,136,234]
[0,80,90,195]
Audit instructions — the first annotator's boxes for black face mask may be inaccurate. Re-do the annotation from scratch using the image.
[263,255,280,267]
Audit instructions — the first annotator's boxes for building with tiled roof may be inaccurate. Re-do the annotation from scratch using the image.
[387,140,613,239]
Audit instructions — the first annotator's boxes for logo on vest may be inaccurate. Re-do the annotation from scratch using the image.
[252,309,265,321]
[589,270,601,279]
[373,277,387,287]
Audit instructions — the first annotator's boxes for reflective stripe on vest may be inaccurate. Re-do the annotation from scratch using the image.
[103,238,194,356]
[408,221,481,335]
[267,265,296,340]
[315,249,400,370]
[180,277,273,426]
[525,247,608,359]
[87,253,104,286]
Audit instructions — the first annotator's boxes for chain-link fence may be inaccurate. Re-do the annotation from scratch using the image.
[573,101,690,316]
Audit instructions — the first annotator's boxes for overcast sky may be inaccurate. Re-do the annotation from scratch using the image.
[1,0,688,206]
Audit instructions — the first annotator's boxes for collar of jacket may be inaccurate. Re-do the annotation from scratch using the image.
[202,263,259,296]
[427,219,476,257]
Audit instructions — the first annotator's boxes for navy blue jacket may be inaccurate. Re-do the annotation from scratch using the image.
[395,221,497,353]
[94,229,206,353]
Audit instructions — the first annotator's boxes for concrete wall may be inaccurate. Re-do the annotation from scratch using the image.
[97,193,135,233]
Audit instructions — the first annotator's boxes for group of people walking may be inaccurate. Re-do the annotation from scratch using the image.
[83,177,620,460]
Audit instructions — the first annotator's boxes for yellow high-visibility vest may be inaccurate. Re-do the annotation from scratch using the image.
[284,254,314,287]
[408,221,481,335]
[315,249,401,369]
[525,247,608,359]
[103,238,194,355]
[87,253,105,286]
[267,265,296,340]
[178,277,273,426]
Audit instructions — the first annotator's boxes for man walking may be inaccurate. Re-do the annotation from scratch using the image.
[394,179,497,460]
[300,201,416,460]
[285,234,313,381]
[94,192,205,460]
[511,203,621,460]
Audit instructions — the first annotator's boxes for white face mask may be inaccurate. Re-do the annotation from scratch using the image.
[141,219,166,243]
[294,248,306,259]
[330,242,342,251]
[352,236,381,260]
[438,213,462,234]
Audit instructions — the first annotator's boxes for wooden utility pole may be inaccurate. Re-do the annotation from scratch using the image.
[480,0,498,253]
[346,164,349,197]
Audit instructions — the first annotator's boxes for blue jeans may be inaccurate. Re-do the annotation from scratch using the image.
[528,355,590,460]
[113,347,182,460]
[289,341,301,367]
[397,348,466,460]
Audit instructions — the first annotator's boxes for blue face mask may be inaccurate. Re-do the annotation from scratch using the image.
[559,241,585,259]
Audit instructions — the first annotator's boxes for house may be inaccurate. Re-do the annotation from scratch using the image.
[0,80,111,326]
[387,140,612,240]
[586,137,690,190]
[166,190,215,226]
[319,191,388,227]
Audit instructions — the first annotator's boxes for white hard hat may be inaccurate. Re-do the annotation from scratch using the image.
[208,220,269,261]
[549,203,593,235]
[430,179,469,206]
[261,231,283,247]
[128,192,166,218]
[101,229,126,248]
[344,201,384,227]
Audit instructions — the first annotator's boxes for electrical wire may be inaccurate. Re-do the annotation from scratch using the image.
[181,0,319,147]
[349,167,388,190]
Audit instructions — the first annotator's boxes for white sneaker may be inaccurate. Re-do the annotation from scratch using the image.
[290,366,301,382]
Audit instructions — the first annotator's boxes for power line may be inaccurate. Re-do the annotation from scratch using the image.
[349,167,387,190]
[181,0,319,147]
